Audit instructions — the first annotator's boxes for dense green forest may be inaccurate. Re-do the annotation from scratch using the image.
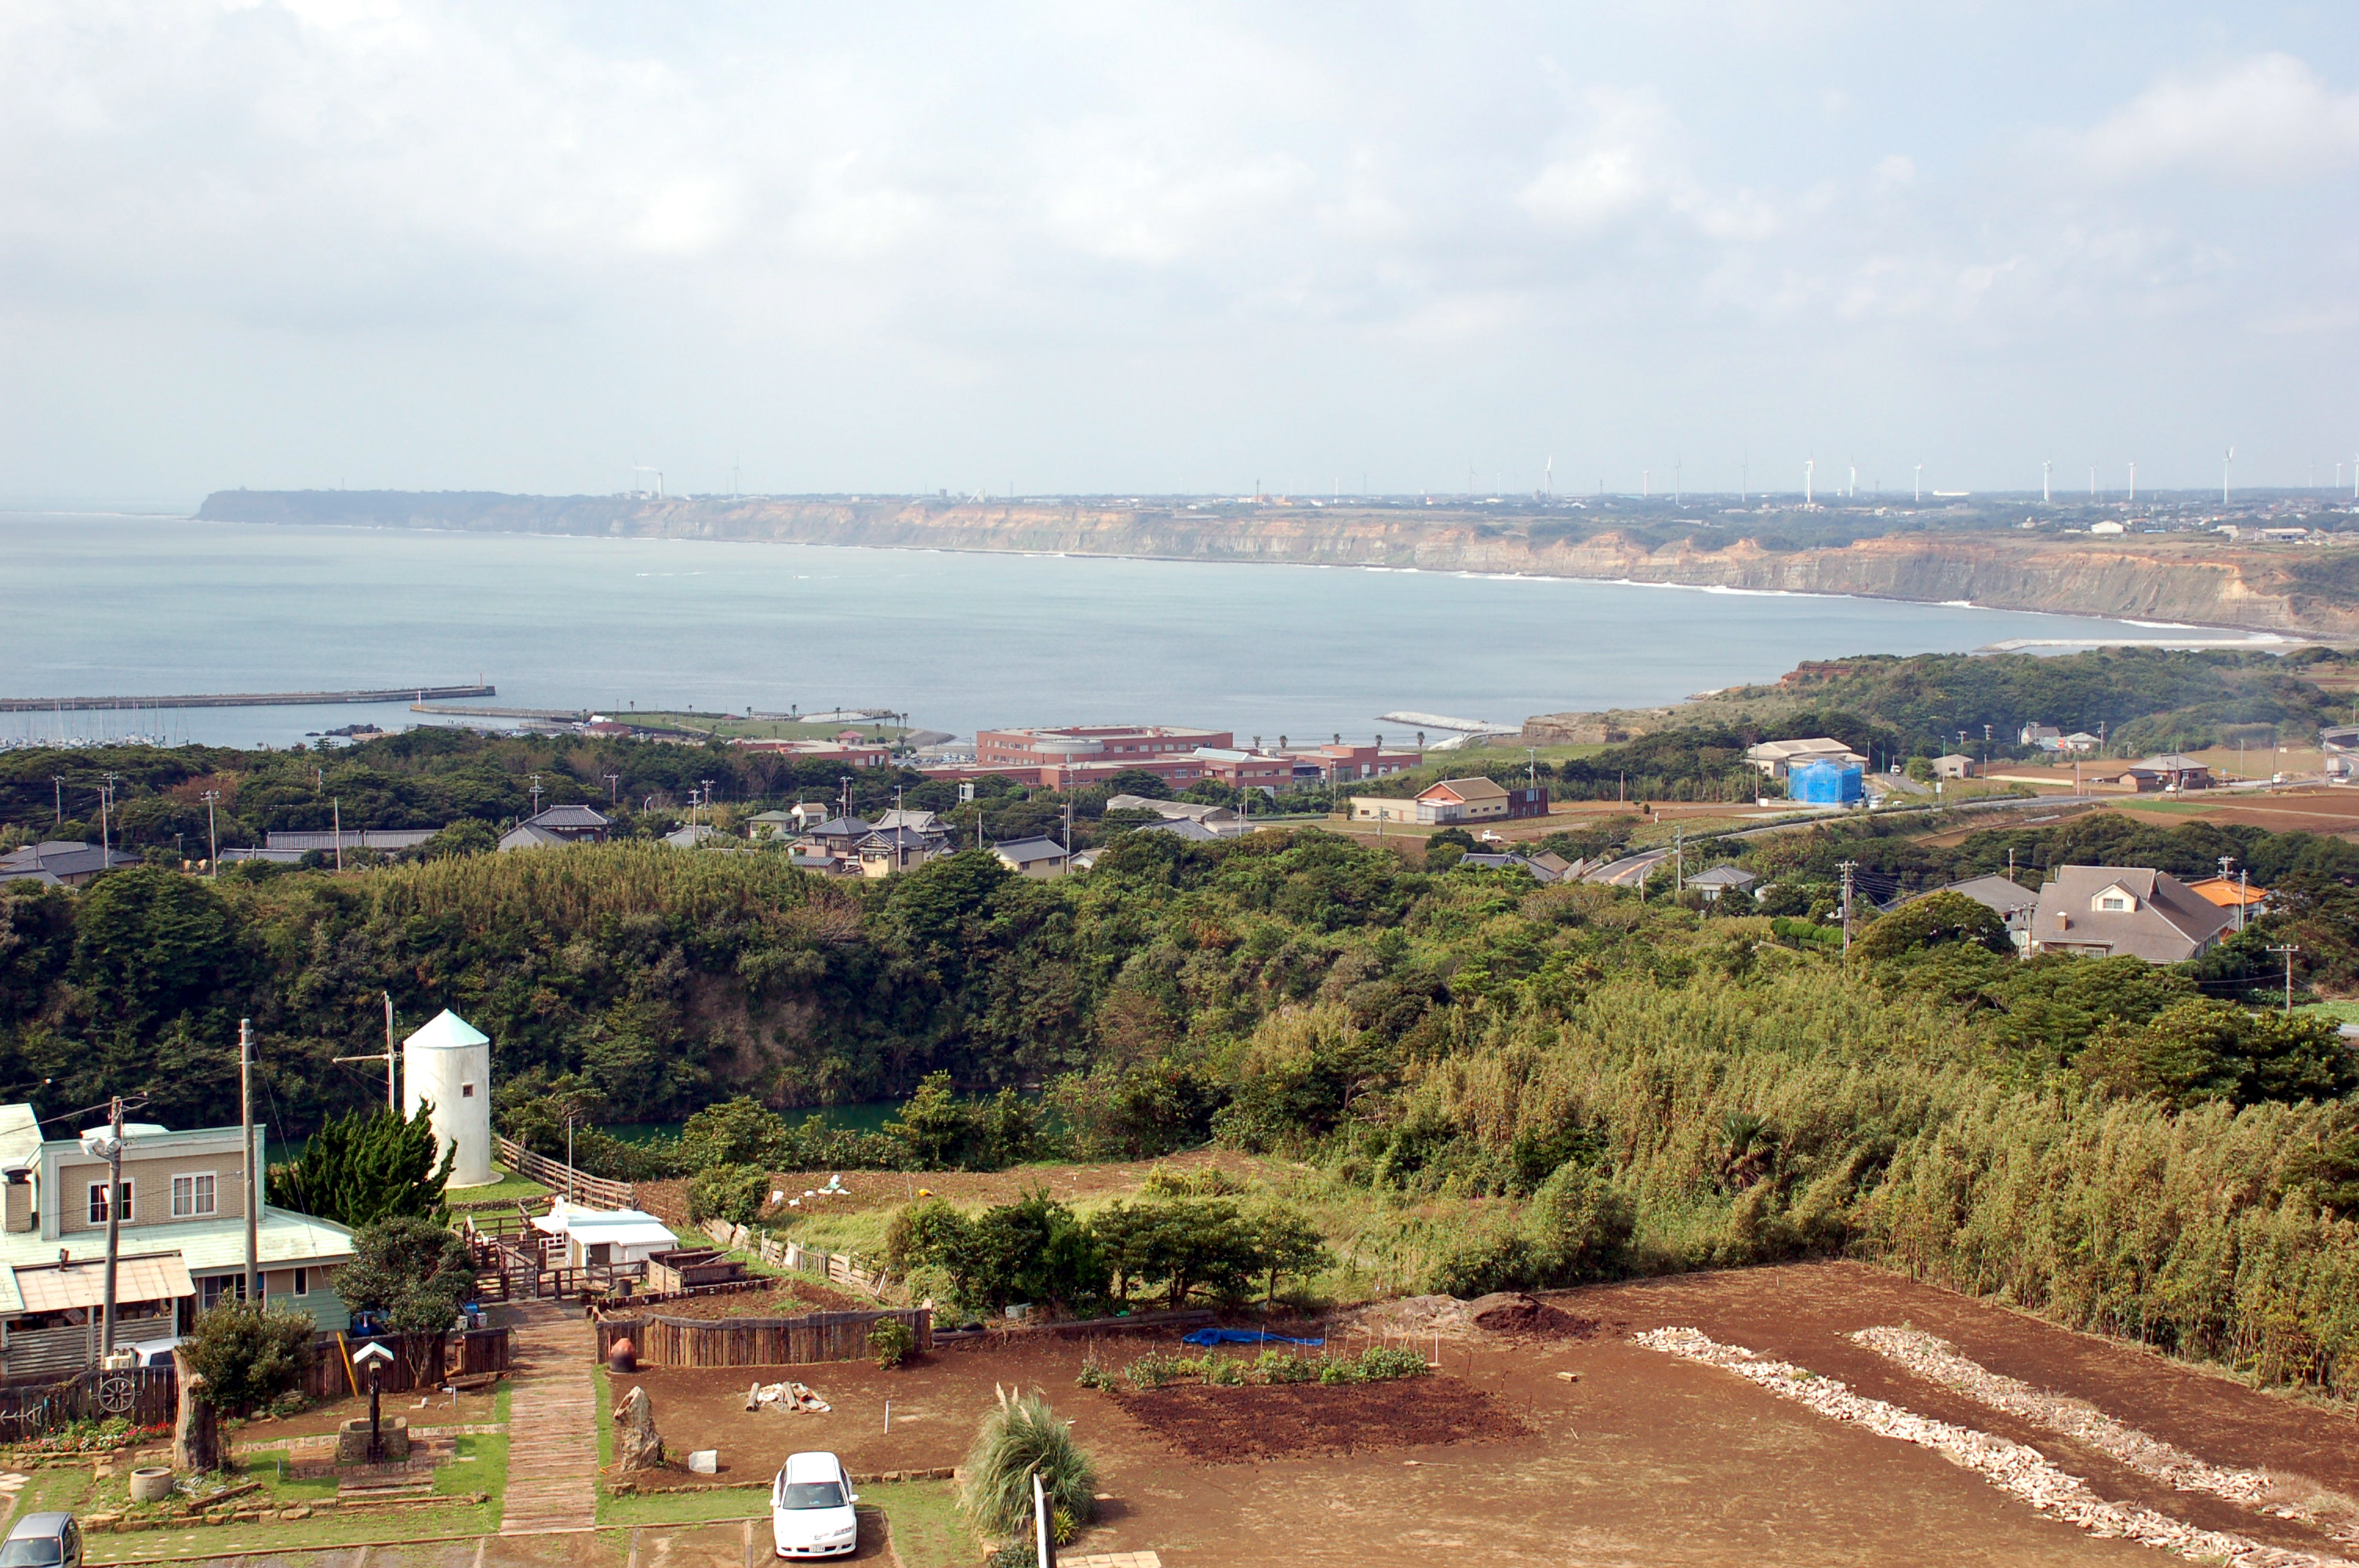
[5,801,2359,1388]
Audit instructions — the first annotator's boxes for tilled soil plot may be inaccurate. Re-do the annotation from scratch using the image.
[1111,1377,1528,1463]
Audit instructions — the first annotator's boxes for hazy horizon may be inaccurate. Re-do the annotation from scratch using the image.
[6,3,2357,505]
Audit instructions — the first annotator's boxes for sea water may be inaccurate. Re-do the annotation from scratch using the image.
[0,511,2253,750]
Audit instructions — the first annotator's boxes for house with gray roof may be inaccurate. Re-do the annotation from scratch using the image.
[1687,865,1761,902]
[991,837,1070,879]
[0,842,140,887]
[497,804,613,853]
[2028,866,2233,964]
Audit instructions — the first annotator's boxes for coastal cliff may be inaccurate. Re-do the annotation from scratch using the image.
[195,490,2359,637]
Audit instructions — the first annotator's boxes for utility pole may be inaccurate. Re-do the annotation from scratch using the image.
[2218,856,2240,932]
[528,774,543,818]
[603,773,620,805]
[202,790,220,877]
[52,776,62,823]
[2267,945,2299,1014]
[333,993,401,1110]
[1838,861,1858,953]
[333,798,343,872]
[93,1098,125,1360]
[1527,747,1538,786]
[241,1018,260,1305]
[1674,829,1685,895]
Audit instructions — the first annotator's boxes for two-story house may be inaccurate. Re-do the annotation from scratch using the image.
[2027,866,2234,964]
[0,1105,356,1381]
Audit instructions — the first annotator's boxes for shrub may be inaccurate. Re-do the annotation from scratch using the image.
[686,1163,769,1227]
[869,1317,915,1370]
[336,1216,478,1385]
[960,1391,1098,1541]
[181,1301,315,1416]
[1253,1348,1318,1383]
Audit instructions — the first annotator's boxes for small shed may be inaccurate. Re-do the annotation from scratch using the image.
[1932,755,1977,779]
[533,1201,679,1269]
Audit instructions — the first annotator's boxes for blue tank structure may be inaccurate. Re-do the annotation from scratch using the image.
[1789,760,1864,804]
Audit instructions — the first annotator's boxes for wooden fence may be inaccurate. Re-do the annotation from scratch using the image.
[0,1367,175,1440]
[494,1134,636,1210]
[699,1219,890,1298]
[594,1308,929,1368]
[304,1327,512,1399]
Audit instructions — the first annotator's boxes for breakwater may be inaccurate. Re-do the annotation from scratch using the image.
[0,684,495,713]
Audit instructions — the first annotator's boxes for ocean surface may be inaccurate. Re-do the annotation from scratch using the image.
[0,511,2268,750]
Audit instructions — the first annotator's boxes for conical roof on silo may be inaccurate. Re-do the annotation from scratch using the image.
[403,1009,490,1051]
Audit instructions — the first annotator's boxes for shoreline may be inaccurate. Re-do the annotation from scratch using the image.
[136,510,2314,647]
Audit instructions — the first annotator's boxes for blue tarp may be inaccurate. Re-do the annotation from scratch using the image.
[1182,1328,1324,1348]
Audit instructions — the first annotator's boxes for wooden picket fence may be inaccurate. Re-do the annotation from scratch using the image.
[698,1219,890,1298]
[594,1308,929,1369]
[303,1327,511,1399]
[495,1134,635,1210]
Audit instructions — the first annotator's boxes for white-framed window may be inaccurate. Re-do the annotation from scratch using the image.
[292,1267,309,1298]
[86,1180,131,1225]
[171,1173,217,1218]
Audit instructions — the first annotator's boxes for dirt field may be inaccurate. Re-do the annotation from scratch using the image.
[2104,786,2359,836]
[1112,1379,1528,1463]
[607,1259,2359,1565]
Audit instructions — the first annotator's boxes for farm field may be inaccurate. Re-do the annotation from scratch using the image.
[594,1259,2359,1566]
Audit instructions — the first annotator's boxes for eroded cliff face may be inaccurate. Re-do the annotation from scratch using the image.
[196,492,2359,637]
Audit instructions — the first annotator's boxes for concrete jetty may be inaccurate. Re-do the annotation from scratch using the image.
[0,683,496,713]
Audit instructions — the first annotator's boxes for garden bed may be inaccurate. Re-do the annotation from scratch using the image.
[1107,1379,1530,1463]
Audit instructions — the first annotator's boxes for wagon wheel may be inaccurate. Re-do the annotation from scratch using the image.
[96,1374,138,1415]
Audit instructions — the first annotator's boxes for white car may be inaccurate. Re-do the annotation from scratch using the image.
[772,1451,860,1559]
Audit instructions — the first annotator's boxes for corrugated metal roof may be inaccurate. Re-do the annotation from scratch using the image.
[14,1253,193,1313]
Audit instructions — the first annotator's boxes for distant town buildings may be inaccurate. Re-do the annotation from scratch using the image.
[0,841,140,887]
[1351,777,1550,826]
[933,724,1417,791]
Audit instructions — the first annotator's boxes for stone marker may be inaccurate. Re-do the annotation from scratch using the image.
[688,1450,718,1475]
[613,1385,665,1471]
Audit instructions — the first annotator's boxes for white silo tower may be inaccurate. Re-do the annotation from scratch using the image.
[402,1009,495,1188]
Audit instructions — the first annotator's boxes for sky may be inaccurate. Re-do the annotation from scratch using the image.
[4,1,2357,505]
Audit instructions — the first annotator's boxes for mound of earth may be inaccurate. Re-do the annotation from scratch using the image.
[1467,1292,1605,1339]
[1110,1378,1528,1463]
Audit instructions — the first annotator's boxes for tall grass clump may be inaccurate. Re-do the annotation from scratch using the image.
[960,1388,1098,1544]
[1357,968,2359,1398]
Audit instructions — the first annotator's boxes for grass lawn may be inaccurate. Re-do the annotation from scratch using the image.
[865,1480,973,1568]
[2297,1000,2359,1024]
[78,1425,510,1563]
[596,1365,614,1471]
[448,1164,551,1206]
[599,1482,769,1527]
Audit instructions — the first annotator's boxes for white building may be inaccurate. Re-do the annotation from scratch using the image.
[402,1010,496,1188]
[531,1201,678,1269]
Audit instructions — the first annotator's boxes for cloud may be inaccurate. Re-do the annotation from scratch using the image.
[2074,53,2359,183]
[1518,88,1776,242]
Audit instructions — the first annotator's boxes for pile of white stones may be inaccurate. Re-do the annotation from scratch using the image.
[1853,1327,2359,1545]
[1634,1327,2352,1568]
